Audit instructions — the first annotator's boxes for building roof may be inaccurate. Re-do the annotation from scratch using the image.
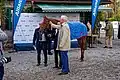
[36,3,112,12]
[33,0,112,5]
[8,0,112,5]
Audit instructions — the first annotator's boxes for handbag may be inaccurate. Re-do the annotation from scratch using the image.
[0,28,8,41]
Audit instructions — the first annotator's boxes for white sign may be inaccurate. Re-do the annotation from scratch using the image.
[14,13,80,44]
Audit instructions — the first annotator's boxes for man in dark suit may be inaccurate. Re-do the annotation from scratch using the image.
[53,29,61,69]
[45,28,62,68]
[33,24,48,67]
[45,29,54,55]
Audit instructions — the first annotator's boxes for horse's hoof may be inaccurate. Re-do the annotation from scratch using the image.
[80,59,84,62]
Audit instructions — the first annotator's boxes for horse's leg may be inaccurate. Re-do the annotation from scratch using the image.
[78,36,86,61]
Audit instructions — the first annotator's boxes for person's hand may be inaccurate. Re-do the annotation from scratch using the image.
[47,34,52,37]
[57,22,60,25]
[49,21,53,25]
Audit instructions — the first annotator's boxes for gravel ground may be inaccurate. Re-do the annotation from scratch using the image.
[3,39,120,80]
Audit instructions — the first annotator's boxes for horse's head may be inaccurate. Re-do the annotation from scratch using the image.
[39,16,49,30]
[40,16,60,30]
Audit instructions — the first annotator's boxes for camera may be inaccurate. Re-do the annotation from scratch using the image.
[0,56,11,65]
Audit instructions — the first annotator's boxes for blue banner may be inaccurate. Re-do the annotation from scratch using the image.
[92,0,101,30]
[13,0,26,32]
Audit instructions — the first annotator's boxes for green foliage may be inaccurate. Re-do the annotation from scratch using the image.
[97,12,105,21]
[0,0,8,29]
[108,16,120,21]
[108,17,116,21]
[115,7,120,21]
[23,6,34,13]
[109,0,120,21]
[108,8,120,21]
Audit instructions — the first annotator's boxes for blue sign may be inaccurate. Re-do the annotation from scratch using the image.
[92,0,101,30]
[13,0,26,32]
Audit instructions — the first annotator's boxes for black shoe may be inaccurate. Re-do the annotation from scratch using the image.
[58,72,68,75]
[103,46,108,48]
[53,66,58,68]
[44,64,48,67]
[36,63,40,66]
[53,66,61,69]
[109,47,112,49]
[57,66,62,69]
[80,59,84,62]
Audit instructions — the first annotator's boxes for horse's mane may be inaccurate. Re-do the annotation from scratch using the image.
[40,16,60,30]
[44,16,60,24]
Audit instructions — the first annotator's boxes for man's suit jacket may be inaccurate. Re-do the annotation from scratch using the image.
[33,28,47,46]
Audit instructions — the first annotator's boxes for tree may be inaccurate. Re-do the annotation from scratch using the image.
[97,11,106,21]
[0,0,7,30]
[108,0,120,21]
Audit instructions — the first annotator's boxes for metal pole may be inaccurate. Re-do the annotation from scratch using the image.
[113,29,114,40]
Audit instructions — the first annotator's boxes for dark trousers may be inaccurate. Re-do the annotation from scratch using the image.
[36,41,47,64]
[118,25,120,39]
[60,51,69,73]
[54,36,61,67]
[54,50,61,67]
[87,36,92,48]
[47,40,52,54]
[0,65,4,80]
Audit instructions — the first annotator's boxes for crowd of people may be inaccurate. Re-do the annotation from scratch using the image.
[32,15,115,75]
[86,20,114,48]
[33,15,70,75]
